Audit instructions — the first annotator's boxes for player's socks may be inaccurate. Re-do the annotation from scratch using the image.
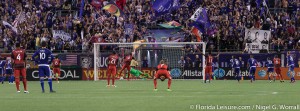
[154,79,157,89]
[15,78,20,91]
[40,78,45,92]
[23,78,27,91]
[48,79,53,91]
[9,76,12,83]
[112,76,115,86]
[12,76,15,83]
[127,73,130,81]
[0,76,4,83]
[0,76,3,84]
[55,73,58,82]
[107,74,110,85]
[268,76,271,81]
[167,79,171,89]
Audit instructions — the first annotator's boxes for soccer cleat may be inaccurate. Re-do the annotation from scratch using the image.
[106,85,110,87]
[57,81,60,83]
[119,77,124,80]
[50,90,56,93]
[17,91,21,93]
[167,89,172,91]
[153,89,158,91]
[42,90,45,93]
[290,80,296,83]
[269,81,272,83]
[24,91,29,94]
[112,85,117,87]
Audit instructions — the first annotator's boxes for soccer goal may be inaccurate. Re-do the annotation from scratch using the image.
[93,42,206,81]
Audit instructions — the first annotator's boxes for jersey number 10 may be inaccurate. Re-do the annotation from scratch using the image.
[40,53,46,60]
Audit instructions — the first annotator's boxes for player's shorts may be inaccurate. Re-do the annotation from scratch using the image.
[274,67,281,74]
[154,70,171,79]
[205,66,212,74]
[53,68,61,75]
[107,66,117,75]
[249,67,256,75]
[14,68,26,78]
[234,68,240,75]
[6,69,13,75]
[38,66,51,77]
[267,68,274,73]
[289,65,294,71]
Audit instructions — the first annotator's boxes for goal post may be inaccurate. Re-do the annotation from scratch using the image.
[93,42,206,81]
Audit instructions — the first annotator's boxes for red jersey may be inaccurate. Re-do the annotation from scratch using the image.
[206,55,213,66]
[108,54,119,66]
[52,59,61,68]
[273,58,281,67]
[123,55,132,65]
[11,49,26,68]
[157,64,168,70]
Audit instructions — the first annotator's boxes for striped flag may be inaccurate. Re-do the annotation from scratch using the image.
[191,26,201,42]
[60,55,78,65]
[2,21,18,33]
[2,11,26,34]
[12,11,26,28]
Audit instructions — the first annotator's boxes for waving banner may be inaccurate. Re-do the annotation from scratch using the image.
[190,7,211,33]
[53,30,71,41]
[152,0,180,15]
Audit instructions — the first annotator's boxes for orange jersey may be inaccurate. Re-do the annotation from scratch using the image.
[157,64,168,70]
[206,56,213,66]
[273,58,281,67]
[11,49,26,68]
[52,59,61,68]
[108,54,119,66]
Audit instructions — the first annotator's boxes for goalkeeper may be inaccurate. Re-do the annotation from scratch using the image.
[129,57,148,79]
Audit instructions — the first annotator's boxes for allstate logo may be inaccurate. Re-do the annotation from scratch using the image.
[213,68,225,78]
[170,68,181,78]
[287,71,295,77]
[258,70,266,77]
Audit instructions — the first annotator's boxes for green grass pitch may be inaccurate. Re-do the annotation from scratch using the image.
[0,80,299,111]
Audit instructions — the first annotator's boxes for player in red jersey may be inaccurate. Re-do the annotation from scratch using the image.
[118,53,132,81]
[153,60,172,91]
[11,43,28,93]
[52,56,61,83]
[107,51,119,87]
[204,52,219,83]
[273,55,284,82]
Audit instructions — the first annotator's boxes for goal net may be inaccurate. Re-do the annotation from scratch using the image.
[93,42,206,81]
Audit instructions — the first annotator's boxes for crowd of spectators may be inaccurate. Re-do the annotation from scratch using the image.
[0,0,299,53]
